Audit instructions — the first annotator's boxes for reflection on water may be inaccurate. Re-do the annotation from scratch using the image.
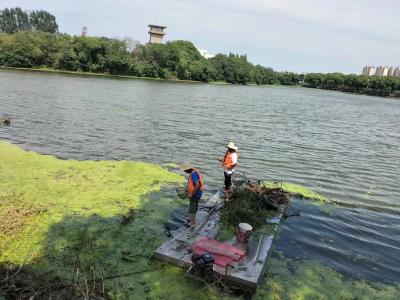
[1,69,399,284]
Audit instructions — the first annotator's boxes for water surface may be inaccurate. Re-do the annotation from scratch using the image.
[1,69,399,285]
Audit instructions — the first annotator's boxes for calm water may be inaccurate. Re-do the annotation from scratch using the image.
[1,69,399,285]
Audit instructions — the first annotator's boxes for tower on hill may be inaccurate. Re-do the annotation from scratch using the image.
[148,24,166,44]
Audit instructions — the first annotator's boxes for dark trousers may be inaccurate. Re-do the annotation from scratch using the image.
[224,172,232,190]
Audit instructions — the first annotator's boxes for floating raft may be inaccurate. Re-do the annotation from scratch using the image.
[154,191,287,291]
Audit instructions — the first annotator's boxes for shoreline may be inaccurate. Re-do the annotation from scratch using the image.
[301,84,400,99]
[0,66,229,85]
[0,66,285,88]
[1,66,399,99]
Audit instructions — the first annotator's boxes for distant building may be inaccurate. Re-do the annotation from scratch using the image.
[362,66,376,76]
[148,24,166,44]
[394,67,400,77]
[375,66,385,76]
[82,26,87,37]
[362,65,400,77]
[388,67,394,77]
[197,48,215,59]
[375,66,390,77]
[362,66,368,75]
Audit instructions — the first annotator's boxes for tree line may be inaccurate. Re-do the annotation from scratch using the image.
[1,7,399,97]
[0,7,58,34]
[0,29,299,85]
[304,73,400,97]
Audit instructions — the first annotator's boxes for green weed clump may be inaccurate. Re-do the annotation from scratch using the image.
[220,188,280,231]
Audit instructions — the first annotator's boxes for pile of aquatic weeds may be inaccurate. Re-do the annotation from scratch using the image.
[220,181,289,231]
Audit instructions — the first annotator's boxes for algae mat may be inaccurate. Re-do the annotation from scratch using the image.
[1,141,399,299]
[0,141,226,299]
[254,252,400,300]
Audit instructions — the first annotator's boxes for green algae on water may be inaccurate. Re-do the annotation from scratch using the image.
[2,141,398,299]
[0,141,237,299]
[254,252,400,300]
[264,181,326,202]
[0,141,183,264]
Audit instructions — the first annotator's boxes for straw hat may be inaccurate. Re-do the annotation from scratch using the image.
[181,161,194,171]
[227,142,238,150]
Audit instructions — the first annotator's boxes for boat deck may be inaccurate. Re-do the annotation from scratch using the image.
[154,191,286,290]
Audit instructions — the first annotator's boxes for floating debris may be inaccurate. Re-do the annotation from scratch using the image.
[0,116,11,125]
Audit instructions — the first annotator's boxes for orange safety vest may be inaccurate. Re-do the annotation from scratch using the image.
[222,151,237,169]
[187,169,205,196]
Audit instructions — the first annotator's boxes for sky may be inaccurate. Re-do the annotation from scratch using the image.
[2,0,400,74]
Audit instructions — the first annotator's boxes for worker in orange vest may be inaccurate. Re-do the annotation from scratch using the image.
[182,162,205,227]
[219,142,238,196]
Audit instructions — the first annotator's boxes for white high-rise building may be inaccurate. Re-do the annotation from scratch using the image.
[382,66,389,76]
[375,66,385,76]
[362,65,399,77]
[388,67,394,77]
[393,67,400,77]
[362,66,376,76]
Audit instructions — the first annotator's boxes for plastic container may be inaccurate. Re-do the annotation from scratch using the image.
[236,223,253,243]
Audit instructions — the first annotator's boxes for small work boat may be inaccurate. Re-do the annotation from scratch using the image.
[155,182,289,291]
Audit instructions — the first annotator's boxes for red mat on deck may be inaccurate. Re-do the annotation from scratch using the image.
[192,237,246,267]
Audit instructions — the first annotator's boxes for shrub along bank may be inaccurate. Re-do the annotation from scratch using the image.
[303,72,400,97]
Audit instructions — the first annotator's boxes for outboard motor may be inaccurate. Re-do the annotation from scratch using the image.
[191,252,215,282]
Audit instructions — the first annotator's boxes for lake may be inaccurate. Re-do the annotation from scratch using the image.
[1,69,399,287]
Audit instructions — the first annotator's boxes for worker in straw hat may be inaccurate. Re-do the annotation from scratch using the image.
[181,162,205,227]
[219,142,238,196]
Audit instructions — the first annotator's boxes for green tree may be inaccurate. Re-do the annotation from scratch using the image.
[29,10,58,33]
[0,8,58,34]
[279,72,300,85]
